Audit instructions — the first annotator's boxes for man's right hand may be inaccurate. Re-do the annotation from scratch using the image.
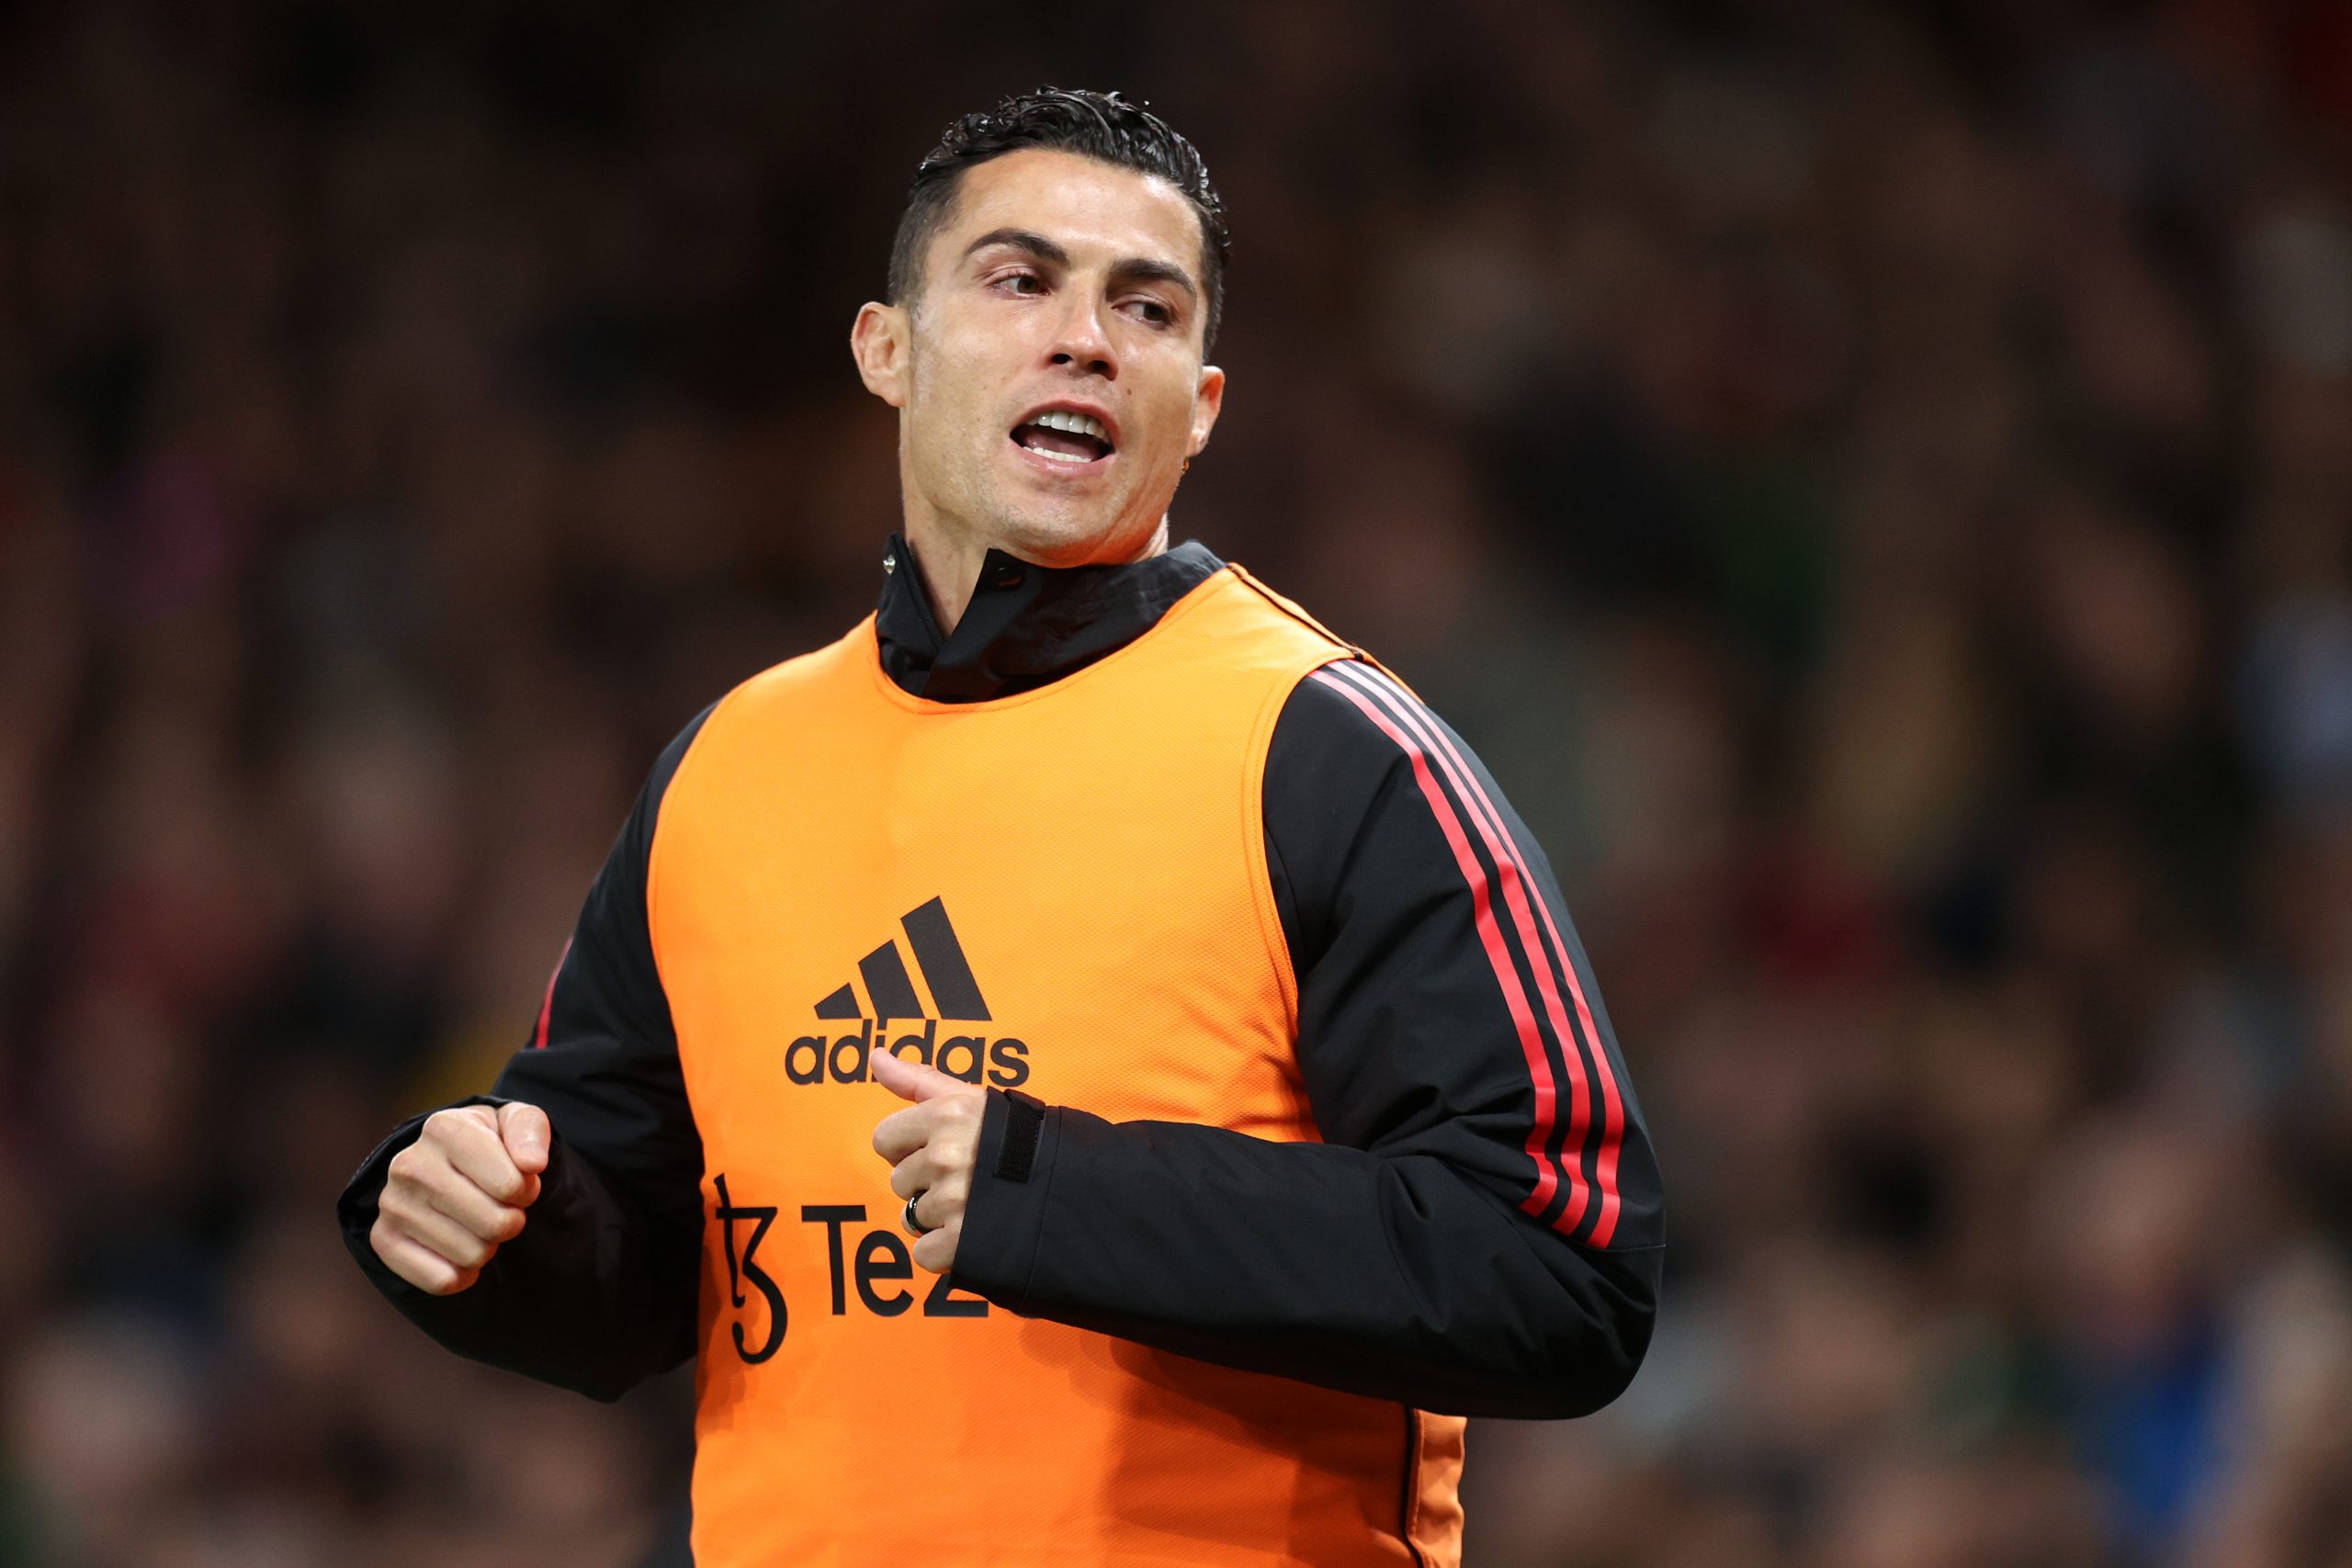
[368,1102,551,1295]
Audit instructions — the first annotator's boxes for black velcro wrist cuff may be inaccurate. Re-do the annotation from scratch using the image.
[995,1089,1046,1184]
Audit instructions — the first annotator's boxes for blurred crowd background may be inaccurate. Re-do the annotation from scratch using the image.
[5,1,2352,1563]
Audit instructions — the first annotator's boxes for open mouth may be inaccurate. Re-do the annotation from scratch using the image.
[1011,409,1114,466]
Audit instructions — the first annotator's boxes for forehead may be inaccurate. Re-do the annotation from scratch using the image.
[931,148,1206,281]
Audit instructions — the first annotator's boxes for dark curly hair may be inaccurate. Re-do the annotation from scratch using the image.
[888,87,1230,351]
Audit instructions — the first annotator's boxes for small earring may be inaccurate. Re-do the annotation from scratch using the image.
[1182,457,1192,473]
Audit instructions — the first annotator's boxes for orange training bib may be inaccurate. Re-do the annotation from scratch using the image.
[648,569,1464,1567]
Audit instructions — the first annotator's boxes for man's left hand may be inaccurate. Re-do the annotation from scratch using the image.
[870,1047,987,1273]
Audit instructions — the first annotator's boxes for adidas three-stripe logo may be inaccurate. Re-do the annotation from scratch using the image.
[815,897,990,1022]
[788,897,1030,1089]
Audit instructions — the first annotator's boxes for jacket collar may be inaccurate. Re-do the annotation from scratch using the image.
[873,531,1226,702]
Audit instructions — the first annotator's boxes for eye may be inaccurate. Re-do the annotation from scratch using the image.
[1123,297,1175,328]
[991,270,1046,297]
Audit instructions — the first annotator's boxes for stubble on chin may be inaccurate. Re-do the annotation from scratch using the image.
[989,494,1168,567]
[974,459,1168,568]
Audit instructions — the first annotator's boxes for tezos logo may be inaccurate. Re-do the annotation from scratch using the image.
[787,897,1029,1089]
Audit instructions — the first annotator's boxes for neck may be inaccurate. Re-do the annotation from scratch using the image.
[903,513,1171,635]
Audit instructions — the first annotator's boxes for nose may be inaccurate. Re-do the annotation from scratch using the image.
[1046,292,1118,381]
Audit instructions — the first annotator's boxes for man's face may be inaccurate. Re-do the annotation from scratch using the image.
[854,148,1225,568]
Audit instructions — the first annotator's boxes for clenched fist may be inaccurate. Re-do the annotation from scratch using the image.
[369,1101,550,1295]
[870,1048,986,1273]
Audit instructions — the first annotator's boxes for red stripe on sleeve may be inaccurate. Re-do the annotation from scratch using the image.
[1309,669,1572,1224]
[533,938,572,1050]
[1334,663,1628,1247]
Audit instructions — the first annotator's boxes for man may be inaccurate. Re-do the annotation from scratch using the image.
[339,87,1663,1567]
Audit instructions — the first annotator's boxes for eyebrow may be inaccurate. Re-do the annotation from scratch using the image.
[962,227,1200,302]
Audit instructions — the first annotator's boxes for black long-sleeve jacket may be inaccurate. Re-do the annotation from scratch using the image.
[337,535,1664,1418]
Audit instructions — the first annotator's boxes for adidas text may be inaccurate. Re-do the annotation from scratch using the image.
[785,1017,1030,1089]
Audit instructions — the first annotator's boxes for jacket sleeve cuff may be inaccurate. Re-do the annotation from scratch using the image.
[949,1088,1057,1314]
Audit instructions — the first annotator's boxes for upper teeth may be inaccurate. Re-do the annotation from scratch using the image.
[1034,410,1109,443]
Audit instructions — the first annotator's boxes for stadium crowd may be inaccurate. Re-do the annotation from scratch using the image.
[5,2,2352,1563]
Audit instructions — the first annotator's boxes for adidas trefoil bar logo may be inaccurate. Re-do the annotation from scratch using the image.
[788,897,1030,1089]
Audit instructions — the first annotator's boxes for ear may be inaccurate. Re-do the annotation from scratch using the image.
[851,301,911,409]
[1186,362,1227,458]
